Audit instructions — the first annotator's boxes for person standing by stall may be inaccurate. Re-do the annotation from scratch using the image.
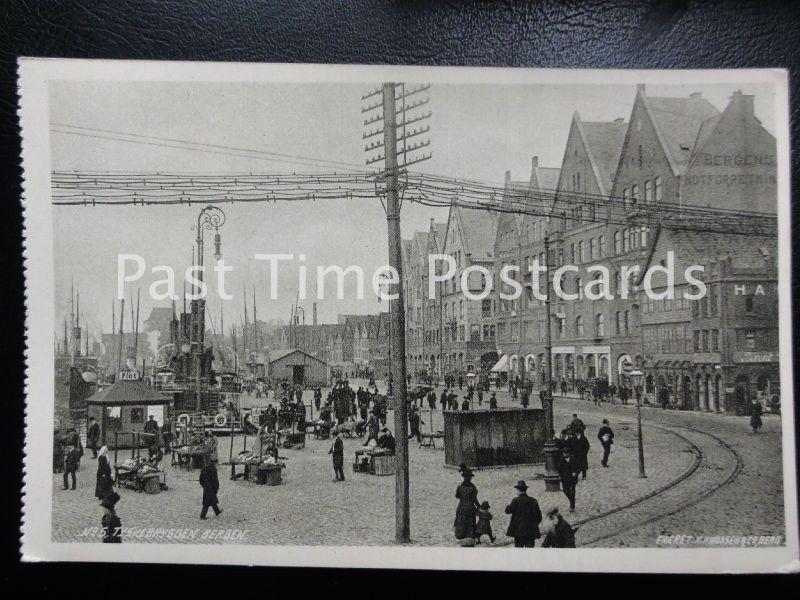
[86,417,100,459]
[95,446,114,500]
[199,456,222,520]
[203,430,219,464]
[329,430,345,481]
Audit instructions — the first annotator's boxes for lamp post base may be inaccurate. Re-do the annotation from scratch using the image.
[543,439,561,492]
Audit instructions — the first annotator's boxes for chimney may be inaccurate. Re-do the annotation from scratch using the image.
[731,89,754,115]
[690,91,702,99]
[504,170,511,184]
[637,84,646,96]
[531,155,539,169]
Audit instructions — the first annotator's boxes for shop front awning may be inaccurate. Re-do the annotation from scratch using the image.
[491,354,509,372]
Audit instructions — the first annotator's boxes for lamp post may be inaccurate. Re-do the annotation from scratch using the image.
[542,235,561,492]
[193,205,226,412]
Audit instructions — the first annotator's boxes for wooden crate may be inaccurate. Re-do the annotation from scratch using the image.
[372,455,396,476]
[257,466,283,486]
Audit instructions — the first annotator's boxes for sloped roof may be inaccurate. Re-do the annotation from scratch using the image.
[456,205,499,260]
[581,120,628,194]
[534,167,561,192]
[86,378,169,406]
[268,349,326,365]
[643,95,720,174]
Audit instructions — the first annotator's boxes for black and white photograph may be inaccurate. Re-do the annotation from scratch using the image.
[17,59,797,572]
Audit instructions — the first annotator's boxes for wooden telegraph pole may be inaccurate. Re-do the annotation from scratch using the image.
[363,82,431,544]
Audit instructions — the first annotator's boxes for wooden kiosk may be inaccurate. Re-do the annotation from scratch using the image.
[443,408,547,469]
[85,373,171,447]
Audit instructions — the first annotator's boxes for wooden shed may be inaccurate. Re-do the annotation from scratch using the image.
[86,374,171,446]
[443,408,547,469]
[268,349,328,387]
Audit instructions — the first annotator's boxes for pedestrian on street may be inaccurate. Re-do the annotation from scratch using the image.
[504,480,542,547]
[203,430,218,464]
[86,417,100,459]
[62,444,80,490]
[408,407,423,443]
[489,392,498,410]
[100,492,122,543]
[162,419,173,454]
[461,398,470,411]
[521,387,530,408]
[750,398,763,433]
[541,507,576,548]
[557,449,579,512]
[453,464,480,544]
[597,419,614,467]
[574,430,590,479]
[94,446,114,500]
[363,410,380,446]
[568,413,586,435]
[329,430,345,481]
[440,389,448,412]
[477,388,484,405]
[474,501,495,544]
[199,456,222,520]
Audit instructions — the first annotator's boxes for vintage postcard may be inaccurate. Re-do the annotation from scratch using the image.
[18,58,798,572]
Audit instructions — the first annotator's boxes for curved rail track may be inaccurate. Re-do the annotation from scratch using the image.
[574,418,745,546]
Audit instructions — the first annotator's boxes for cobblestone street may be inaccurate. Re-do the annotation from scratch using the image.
[50,380,785,548]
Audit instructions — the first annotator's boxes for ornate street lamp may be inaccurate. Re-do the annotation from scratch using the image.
[192,206,226,411]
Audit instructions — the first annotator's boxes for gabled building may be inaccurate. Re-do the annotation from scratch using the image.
[545,113,630,387]
[619,87,778,412]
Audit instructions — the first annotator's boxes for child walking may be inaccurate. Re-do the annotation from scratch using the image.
[475,501,496,544]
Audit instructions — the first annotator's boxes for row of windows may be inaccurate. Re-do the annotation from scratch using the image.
[693,329,721,353]
[643,324,693,355]
[622,176,663,207]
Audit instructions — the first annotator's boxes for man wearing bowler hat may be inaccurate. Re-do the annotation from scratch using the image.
[505,480,542,547]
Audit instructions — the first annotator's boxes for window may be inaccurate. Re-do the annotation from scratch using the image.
[482,299,492,317]
[631,184,639,205]
[557,317,566,337]
[578,241,586,262]
[644,179,653,203]
[711,329,719,351]
[701,330,709,352]
[745,331,756,349]
[623,187,631,208]
[624,310,631,332]
[615,311,622,335]
[570,243,576,263]
[595,313,605,337]
[575,277,582,299]
[575,315,584,337]
[654,176,662,202]
[590,238,597,260]
[693,330,701,352]
[745,296,754,313]
[641,226,650,248]
[614,231,622,254]
[709,284,719,316]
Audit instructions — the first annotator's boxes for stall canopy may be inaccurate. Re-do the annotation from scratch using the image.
[490,354,509,372]
[86,378,170,406]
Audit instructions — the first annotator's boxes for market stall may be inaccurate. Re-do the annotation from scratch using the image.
[111,431,168,493]
[353,447,395,475]
[85,374,170,447]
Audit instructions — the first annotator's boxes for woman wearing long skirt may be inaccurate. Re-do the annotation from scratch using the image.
[453,464,480,544]
[95,446,114,500]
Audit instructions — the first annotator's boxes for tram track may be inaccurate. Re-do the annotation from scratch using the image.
[575,417,745,546]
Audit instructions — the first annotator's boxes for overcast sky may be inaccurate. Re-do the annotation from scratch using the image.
[50,79,775,341]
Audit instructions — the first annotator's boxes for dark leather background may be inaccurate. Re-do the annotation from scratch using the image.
[1,0,798,581]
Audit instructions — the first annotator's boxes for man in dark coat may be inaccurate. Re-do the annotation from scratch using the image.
[558,450,579,512]
[440,389,448,411]
[574,430,590,479]
[408,408,423,443]
[505,480,542,547]
[597,419,614,467]
[62,445,80,490]
[329,430,345,481]
[199,458,222,519]
[86,417,100,458]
